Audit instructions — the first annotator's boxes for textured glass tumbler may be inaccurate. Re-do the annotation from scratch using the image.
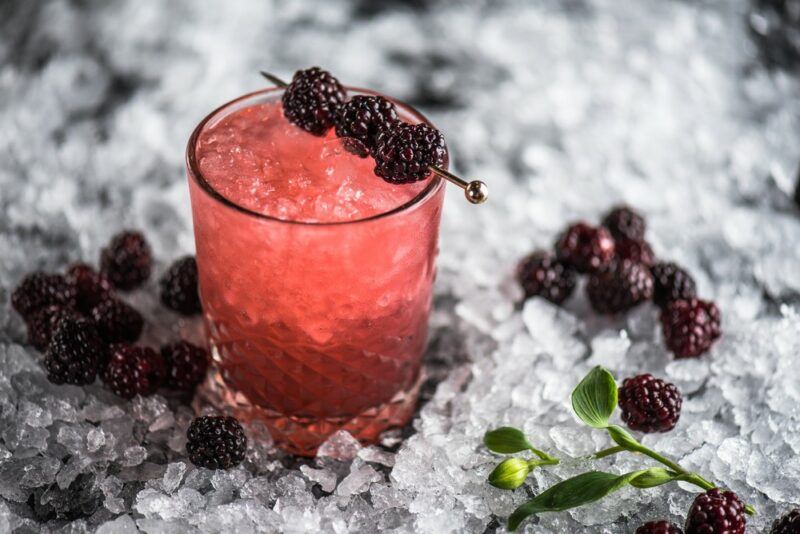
[186,88,446,456]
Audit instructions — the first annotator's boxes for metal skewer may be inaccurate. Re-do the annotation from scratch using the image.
[260,71,488,205]
[259,71,288,88]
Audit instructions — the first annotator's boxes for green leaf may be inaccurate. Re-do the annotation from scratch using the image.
[628,468,678,489]
[606,425,641,451]
[488,458,531,490]
[484,427,532,454]
[571,366,618,429]
[507,470,645,531]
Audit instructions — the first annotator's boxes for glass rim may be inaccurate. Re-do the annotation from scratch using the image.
[185,87,448,227]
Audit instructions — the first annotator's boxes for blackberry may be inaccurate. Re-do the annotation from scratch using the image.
[602,205,646,241]
[616,238,656,267]
[282,67,346,136]
[685,489,746,534]
[586,261,654,314]
[186,415,247,469]
[66,263,113,314]
[102,344,166,399]
[635,521,683,534]
[555,222,615,273]
[661,298,721,358]
[335,95,399,157]
[651,262,697,309]
[771,509,800,534]
[99,231,152,291]
[11,272,75,320]
[516,251,577,305]
[90,297,144,344]
[619,374,682,433]
[161,341,209,392]
[44,318,107,385]
[159,256,202,316]
[28,472,102,522]
[27,305,82,351]
[373,122,447,184]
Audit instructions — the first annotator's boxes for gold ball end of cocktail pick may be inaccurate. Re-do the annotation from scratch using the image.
[464,180,488,204]
[428,165,489,205]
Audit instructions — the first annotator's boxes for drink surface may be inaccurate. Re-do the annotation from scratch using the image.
[195,100,428,223]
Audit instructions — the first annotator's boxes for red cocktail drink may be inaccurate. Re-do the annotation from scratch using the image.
[186,88,446,455]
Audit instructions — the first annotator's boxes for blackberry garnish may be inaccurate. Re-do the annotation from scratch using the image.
[685,488,746,534]
[619,374,682,433]
[635,521,683,534]
[335,95,399,157]
[661,298,721,358]
[102,344,166,399]
[373,122,447,184]
[90,297,144,344]
[282,67,346,136]
[66,263,113,314]
[159,256,202,316]
[11,272,75,320]
[555,222,615,273]
[186,415,247,470]
[616,238,656,268]
[771,509,800,534]
[516,251,577,305]
[602,205,646,241]
[651,261,697,309]
[161,341,209,392]
[27,305,82,351]
[44,318,107,385]
[586,261,654,314]
[100,231,153,291]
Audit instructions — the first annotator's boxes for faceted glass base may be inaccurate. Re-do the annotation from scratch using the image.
[196,367,421,457]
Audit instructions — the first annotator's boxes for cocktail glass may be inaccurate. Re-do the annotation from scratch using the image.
[186,87,447,456]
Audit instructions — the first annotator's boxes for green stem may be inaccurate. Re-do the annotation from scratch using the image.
[691,474,716,491]
[629,444,687,475]
[530,448,559,463]
[676,472,714,490]
[527,457,559,469]
[592,446,626,459]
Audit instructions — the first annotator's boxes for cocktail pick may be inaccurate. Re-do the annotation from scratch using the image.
[260,71,488,205]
